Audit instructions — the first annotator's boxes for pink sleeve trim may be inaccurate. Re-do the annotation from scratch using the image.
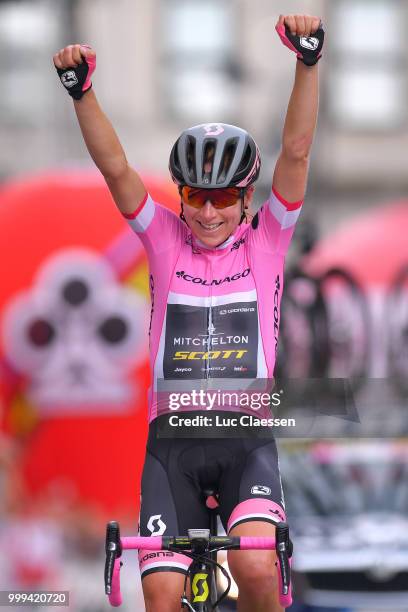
[272,186,303,211]
[122,192,148,219]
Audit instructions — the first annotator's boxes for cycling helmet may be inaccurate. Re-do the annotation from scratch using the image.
[169,123,261,189]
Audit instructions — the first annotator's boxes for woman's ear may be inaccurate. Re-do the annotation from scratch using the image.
[245,185,255,205]
[243,186,255,223]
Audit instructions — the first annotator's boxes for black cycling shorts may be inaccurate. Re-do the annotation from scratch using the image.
[138,414,286,579]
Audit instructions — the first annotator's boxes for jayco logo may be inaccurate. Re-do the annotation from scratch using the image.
[176,269,250,286]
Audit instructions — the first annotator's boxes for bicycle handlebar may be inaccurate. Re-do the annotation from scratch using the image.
[105,522,292,608]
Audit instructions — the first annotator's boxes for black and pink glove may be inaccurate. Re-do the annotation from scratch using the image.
[55,45,96,100]
[276,23,325,66]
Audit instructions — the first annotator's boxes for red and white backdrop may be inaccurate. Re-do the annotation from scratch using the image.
[0,171,179,519]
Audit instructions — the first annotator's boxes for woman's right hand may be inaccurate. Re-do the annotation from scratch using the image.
[53,44,96,100]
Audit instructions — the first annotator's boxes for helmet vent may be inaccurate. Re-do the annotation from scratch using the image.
[203,140,216,184]
[186,136,197,183]
[236,142,252,175]
[217,139,238,185]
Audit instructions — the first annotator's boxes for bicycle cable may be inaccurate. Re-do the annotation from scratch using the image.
[177,549,232,609]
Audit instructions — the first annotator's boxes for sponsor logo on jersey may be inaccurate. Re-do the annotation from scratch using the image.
[230,237,245,252]
[163,301,258,380]
[173,332,249,348]
[300,36,319,51]
[173,349,248,360]
[251,485,271,496]
[148,274,154,340]
[175,268,250,286]
[147,514,166,536]
[274,275,281,355]
[219,306,255,315]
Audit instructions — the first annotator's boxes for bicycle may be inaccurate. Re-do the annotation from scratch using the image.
[104,495,293,610]
[318,267,370,384]
[387,264,408,398]
[277,267,329,380]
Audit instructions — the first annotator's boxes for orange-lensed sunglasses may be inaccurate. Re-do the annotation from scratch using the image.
[180,186,244,209]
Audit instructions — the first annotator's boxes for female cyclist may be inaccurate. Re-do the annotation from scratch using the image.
[54,13,324,612]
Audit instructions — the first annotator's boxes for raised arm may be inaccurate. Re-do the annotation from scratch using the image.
[272,15,324,203]
[53,44,147,215]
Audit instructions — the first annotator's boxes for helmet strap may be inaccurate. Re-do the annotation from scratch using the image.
[179,201,187,223]
[239,188,246,225]
[178,185,187,223]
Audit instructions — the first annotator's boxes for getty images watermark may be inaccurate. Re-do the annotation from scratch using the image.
[168,388,283,411]
[167,389,295,429]
[155,380,297,438]
[154,377,392,439]
[167,413,295,428]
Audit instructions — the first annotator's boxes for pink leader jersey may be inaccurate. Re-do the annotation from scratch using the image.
[123,188,302,422]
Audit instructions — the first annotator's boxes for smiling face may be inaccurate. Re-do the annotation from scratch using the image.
[182,187,254,248]
[179,141,256,247]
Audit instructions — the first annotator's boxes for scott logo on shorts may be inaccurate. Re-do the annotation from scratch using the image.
[192,573,209,603]
[147,514,166,536]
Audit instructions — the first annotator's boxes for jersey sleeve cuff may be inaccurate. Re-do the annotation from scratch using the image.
[122,192,149,219]
[268,188,303,230]
[271,186,303,211]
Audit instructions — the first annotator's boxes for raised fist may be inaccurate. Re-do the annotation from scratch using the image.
[53,44,96,99]
[276,15,324,66]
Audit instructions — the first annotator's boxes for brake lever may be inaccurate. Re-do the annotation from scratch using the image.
[275,522,292,596]
[105,521,122,595]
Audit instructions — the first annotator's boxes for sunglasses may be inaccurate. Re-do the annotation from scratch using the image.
[180,186,244,209]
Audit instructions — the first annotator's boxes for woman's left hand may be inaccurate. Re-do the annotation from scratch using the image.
[275,14,324,66]
[276,14,321,37]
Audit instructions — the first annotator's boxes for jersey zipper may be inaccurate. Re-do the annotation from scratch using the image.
[205,254,215,380]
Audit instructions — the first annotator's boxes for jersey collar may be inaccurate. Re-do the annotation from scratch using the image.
[195,234,235,251]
